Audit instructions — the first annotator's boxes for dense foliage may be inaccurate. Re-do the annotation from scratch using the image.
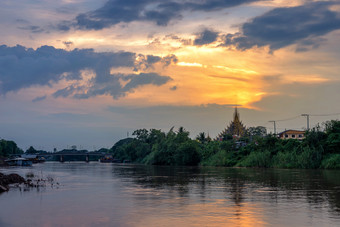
[0,139,23,157]
[109,120,340,169]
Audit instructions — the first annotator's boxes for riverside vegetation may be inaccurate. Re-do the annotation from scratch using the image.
[1,120,339,169]
[110,120,340,169]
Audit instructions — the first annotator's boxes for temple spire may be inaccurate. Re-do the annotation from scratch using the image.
[234,106,240,122]
[218,106,246,140]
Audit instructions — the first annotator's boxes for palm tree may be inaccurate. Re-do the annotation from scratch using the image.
[196,132,207,144]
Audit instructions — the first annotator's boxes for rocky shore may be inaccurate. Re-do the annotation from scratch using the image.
[0,156,8,167]
[0,172,26,193]
[0,171,58,193]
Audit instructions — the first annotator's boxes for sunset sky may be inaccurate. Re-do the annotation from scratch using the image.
[1,0,340,151]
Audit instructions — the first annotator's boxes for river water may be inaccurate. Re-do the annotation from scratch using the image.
[0,162,339,227]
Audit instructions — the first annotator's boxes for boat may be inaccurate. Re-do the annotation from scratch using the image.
[100,155,114,163]
[5,158,33,166]
[21,154,45,163]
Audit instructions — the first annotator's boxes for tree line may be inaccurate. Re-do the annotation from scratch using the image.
[109,120,340,169]
[1,120,339,169]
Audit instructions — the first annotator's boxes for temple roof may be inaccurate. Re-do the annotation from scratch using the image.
[218,107,246,139]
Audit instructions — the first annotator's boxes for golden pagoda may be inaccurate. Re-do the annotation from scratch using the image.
[218,107,246,140]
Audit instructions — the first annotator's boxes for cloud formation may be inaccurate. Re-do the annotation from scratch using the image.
[32,95,47,102]
[60,0,262,30]
[194,29,219,46]
[0,45,174,98]
[222,2,340,51]
[18,25,45,33]
[54,72,172,99]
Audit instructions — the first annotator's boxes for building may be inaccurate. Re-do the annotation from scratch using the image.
[218,107,247,140]
[278,130,305,140]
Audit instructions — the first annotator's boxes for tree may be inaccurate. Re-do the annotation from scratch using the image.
[132,129,149,142]
[0,139,23,157]
[196,132,208,144]
[323,120,340,153]
[174,141,201,166]
[247,126,267,137]
[26,146,37,154]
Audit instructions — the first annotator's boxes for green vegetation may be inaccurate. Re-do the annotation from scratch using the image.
[0,139,23,157]
[108,120,340,169]
[1,120,339,169]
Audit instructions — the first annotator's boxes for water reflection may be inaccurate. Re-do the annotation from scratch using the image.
[0,163,339,227]
[111,165,340,217]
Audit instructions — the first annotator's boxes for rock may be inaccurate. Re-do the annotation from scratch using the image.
[0,173,26,193]
[0,184,9,192]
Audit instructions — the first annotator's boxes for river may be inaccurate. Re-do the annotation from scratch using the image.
[0,162,339,227]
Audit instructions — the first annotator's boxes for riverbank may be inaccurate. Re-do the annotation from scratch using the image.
[0,172,26,193]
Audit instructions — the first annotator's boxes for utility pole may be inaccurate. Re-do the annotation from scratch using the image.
[269,121,276,135]
[301,114,310,130]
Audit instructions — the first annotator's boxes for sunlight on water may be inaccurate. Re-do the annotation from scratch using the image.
[1,163,339,227]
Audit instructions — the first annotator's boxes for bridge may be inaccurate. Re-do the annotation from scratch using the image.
[35,153,107,162]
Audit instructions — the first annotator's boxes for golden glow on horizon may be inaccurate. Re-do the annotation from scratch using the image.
[53,30,272,110]
[67,36,106,45]
[253,0,306,7]
[177,62,204,67]
[213,65,258,74]
[16,24,335,112]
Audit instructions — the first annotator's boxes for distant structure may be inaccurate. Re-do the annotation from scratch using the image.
[278,130,305,140]
[218,107,247,140]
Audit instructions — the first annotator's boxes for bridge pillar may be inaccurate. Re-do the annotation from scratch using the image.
[86,155,89,163]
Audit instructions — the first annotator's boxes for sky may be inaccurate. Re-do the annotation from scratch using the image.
[1,0,340,151]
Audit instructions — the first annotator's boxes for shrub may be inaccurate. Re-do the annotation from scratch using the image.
[237,150,271,168]
[320,154,340,169]
[272,150,298,168]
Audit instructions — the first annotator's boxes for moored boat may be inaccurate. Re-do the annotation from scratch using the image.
[100,155,114,163]
[5,158,33,166]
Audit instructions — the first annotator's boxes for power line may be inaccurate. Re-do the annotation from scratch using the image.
[268,121,276,135]
[301,114,310,130]
[310,112,340,117]
[275,115,301,122]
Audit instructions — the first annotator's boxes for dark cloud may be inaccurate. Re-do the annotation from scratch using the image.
[59,0,263,30]
[194,29,219,46]
[134,54,161,71]
[133,54,177,71]
[0,45,175,97]
[53,86,78,98]
[170,86,177,91]
[161,54,178,66]
[0,45,134,94]
[165,34,192,45]
[57,72,172,99]
[146,55,162,65]
[18,25,44,33]
[63,41,74,48]
[222,2,340,51]
[183,0,261,11]
[57,20,73,31]
[32,95,47,102]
